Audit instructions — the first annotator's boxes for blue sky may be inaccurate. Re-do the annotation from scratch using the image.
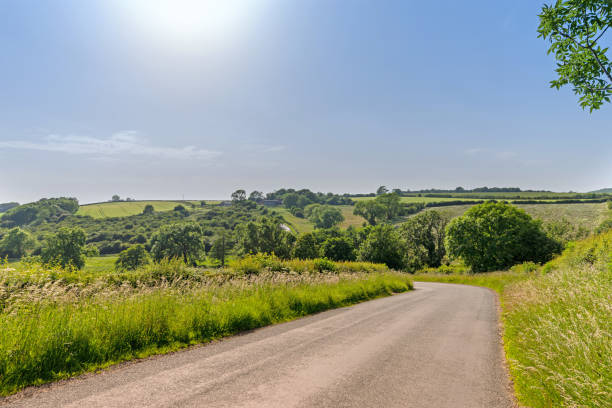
[1,0,610,204]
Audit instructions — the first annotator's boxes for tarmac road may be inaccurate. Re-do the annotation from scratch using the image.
[1,282,514,408]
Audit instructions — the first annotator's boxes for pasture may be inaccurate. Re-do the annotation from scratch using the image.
[77,201,202,218]
[274,206,366,233]
[422,202,609,233]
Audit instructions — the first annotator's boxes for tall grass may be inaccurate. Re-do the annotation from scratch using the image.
[0,261,411,396]
[503,231,611,408]
[414,230,612,407]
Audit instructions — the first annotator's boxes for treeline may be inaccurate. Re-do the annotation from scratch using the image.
[348,185,612,200]
[0,198,79,227]
[0,202,19,213]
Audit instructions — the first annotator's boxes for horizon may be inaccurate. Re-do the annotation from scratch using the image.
[1,0,611,204]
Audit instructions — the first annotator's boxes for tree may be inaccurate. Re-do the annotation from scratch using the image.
[358,224,406,270]
[41,227,87,269]
[231,189,247,202]
[248,191,264,202]
[538,1,612,111]
[399,211,448,270]
[445,202,562,272]
[142,204,154,215]
[115,244,150,271]
[150,223,205,265]
[234,218,295,259]
[353,200,385,226]
[210,233,227,266]
[376,186,389,195]
[282,193,300,208]
[292,232,319,259]
[305,204,344,229]
[376,193,402,221]
[173,204,189,216]
[112,195,121,202]
[321,237,356,261]
[0,227,33,259]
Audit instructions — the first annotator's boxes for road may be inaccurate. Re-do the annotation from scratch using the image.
[1,282,514,408]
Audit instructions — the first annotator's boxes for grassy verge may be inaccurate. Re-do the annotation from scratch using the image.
[414,230,611,407]
[0,262,411,396]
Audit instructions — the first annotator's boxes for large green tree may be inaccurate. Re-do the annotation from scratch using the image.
[292,232,319,259]
[305,204,345,229]
[150,223,205,265]
[234,217,295,258]
[353,200,385,225]
[41,227,87,269]
[445,202,562,272]
[538,0,612,111]
[399,210,448,270]
[321,237,356,261]
[358,224,406,270]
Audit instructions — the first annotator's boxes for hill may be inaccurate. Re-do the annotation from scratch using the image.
[77,200,204,219]
[590,188,612,193]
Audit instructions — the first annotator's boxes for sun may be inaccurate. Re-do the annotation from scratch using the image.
[111,0,259,51]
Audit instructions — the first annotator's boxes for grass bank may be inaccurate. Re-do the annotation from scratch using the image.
[414,230,611,407]
[0,262,411,396]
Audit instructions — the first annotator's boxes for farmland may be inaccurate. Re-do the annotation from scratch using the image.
[77,201,204,218]
[274,205,365,233]
[421,202,609,233]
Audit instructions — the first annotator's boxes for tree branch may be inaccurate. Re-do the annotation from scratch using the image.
[556,29,612,84]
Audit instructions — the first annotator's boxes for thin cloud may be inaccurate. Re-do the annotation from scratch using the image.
[465,147,517,160]
[0,131,221,160]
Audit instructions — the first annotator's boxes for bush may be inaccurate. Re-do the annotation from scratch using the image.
[115,244,151,271]
[313,258,337,272]
[445,201,562,272]
[509,261,540,274]
[595,218,612,234]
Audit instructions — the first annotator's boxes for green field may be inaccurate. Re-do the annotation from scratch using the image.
[422,202,609,233]
[352,196,479,204]
[77,201,202,218]
[274,206,366,233]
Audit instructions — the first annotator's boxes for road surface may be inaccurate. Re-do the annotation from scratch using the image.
[1,282,514,408]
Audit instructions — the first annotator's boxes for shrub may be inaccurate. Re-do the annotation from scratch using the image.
[40,227,87,269]
[313,258,337,272]
[115,244,151,271]
[445,201,562,272]
[509,261,540,274]
[142,204,154,215]
[595,218,612,234]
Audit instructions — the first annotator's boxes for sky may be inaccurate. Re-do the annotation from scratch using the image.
[1,0,611,204]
